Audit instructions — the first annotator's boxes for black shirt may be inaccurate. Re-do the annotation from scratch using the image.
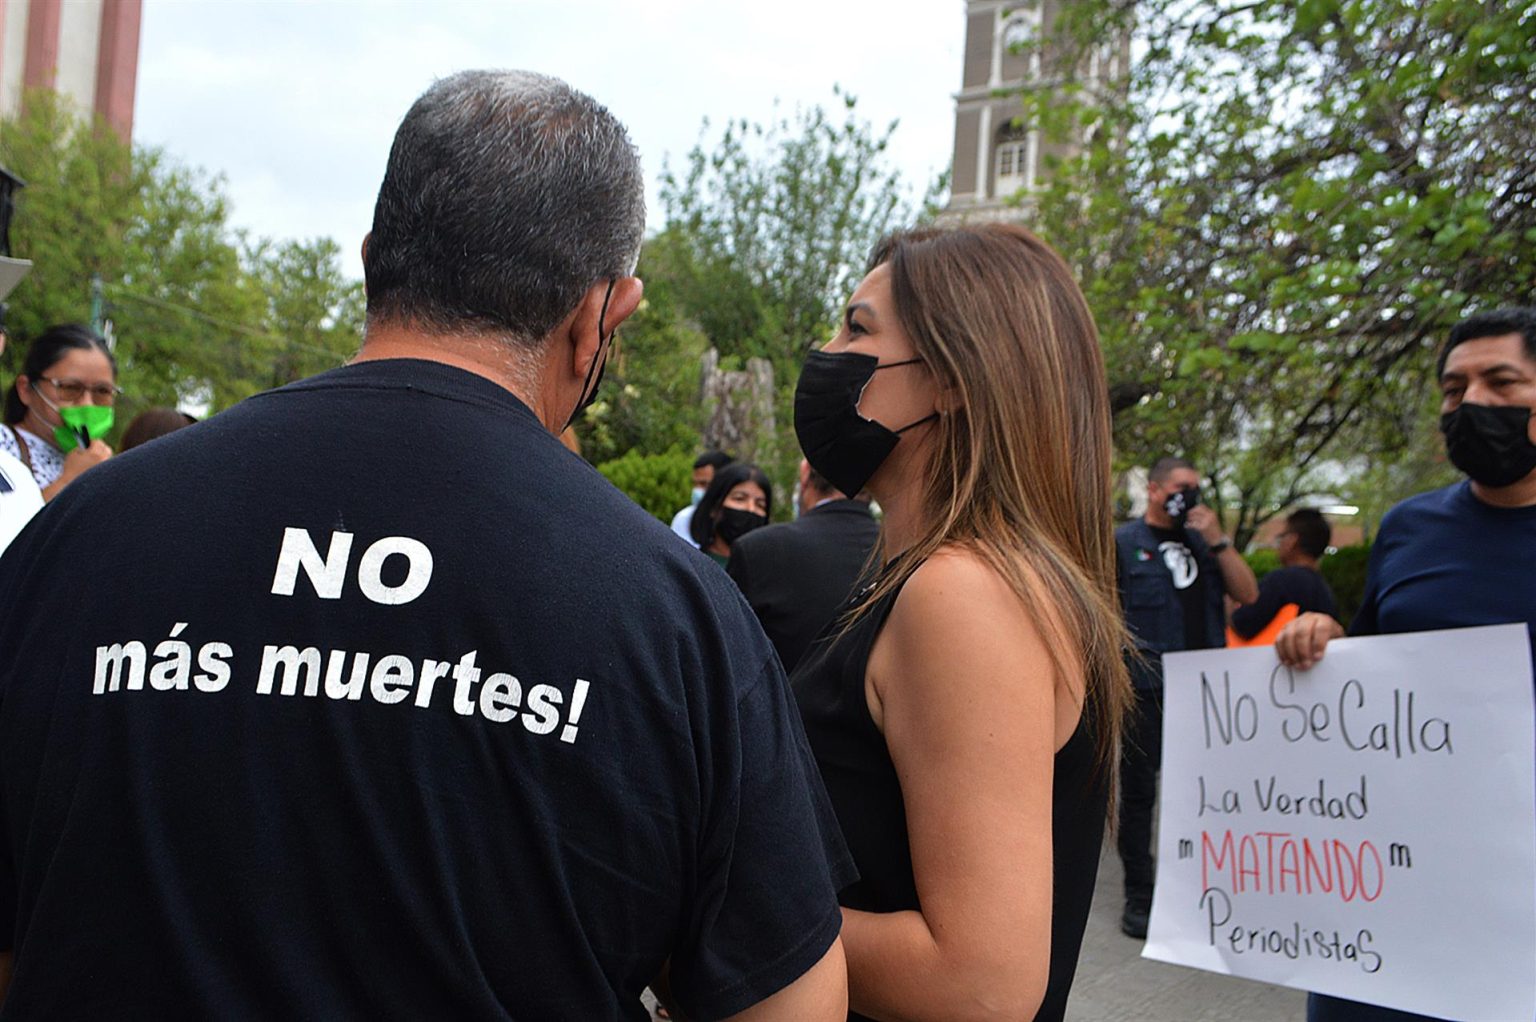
[1148,524,1208,652]
[1229,564,1338,639]
[0,359,854,1020]
[791,562,1107,1022]
[726,499,880,674]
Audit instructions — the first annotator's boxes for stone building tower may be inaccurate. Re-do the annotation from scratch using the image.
[942,0,1127,222]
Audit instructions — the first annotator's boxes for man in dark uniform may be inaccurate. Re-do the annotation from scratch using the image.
[1115,456,1258,939]
[0,71,851,1020]
[727,460,880,674]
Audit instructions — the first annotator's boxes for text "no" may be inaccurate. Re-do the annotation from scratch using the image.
[271,527,434,606]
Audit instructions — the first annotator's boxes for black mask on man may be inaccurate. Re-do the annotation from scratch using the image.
[717,507,768,545]
[793,350,936,498]
[1440,402,1536,488]
[1163,485,1201,527]
[564,280,616,432]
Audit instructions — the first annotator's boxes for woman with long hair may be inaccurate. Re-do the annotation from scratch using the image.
[1,324,118,500]
[688,461,772,567]
[790,222,1132,1021]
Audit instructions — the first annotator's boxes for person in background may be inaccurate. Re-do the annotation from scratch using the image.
[671,449,734,546]
[0,326,41,552]
[791,222,1133,1021]
[120,407,197,453]
[1227,507,1337,646]
[1115,456,1258,940]
[1277,306,1536,1022]
[689,461,771,567]
[727,460,879,674]
[0,324,117,500]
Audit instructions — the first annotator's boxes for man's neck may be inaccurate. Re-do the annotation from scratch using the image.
[1144,511,1176,530]
[1470,470,1536,509]
[1282,554,1320,571]
[352,323,543,420]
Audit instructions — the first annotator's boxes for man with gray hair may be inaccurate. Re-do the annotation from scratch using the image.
[0,71,851,1019]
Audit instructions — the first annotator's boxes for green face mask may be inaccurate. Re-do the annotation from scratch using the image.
[54,405,114,451]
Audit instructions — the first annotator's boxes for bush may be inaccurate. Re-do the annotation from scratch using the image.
[1242,547,1281,581]
[596,449,693,523]
[1319,543,1371,630]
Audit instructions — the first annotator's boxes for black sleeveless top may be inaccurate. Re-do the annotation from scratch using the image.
[791,562,1108,1022]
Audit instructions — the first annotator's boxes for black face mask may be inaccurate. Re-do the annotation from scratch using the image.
[1163,485,1201,527]
[564,280,616,432]
[1440,402,1536,488]
[793,350,937,498]
[716,507,768,545]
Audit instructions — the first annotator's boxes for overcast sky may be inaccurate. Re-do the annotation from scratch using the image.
[133,0,965,279]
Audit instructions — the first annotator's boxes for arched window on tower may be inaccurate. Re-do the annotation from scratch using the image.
[1000,2,1044,81]
[994,122,1037,197]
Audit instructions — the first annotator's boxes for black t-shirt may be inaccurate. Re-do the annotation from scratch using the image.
[1229,565,1338,639]
[0,360,854,1020]
[1148,524,1208,652]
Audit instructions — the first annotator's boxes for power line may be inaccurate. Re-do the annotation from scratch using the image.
[104,284,354,362]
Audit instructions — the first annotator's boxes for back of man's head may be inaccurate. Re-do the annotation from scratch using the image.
[804,468,836,500]
[1285,508,1331,560]
[694,450,734,472]
[1436,307,1536,378]
[804,467,865,504]
[1148,456,1196,483]
[364,70,645,345]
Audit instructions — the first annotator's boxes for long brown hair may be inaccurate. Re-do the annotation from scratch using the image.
[857,222,1131,780]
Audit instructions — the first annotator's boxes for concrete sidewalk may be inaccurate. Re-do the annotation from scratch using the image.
[1066,843,1304,1021]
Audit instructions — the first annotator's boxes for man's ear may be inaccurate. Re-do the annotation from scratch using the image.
[359,234,371,292]
[565,276,644,380]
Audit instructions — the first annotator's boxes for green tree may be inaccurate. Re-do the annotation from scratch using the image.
[658,88,940,376]
[1,90,362,420]
[1031,0,1536,547]
[637,89,938,500]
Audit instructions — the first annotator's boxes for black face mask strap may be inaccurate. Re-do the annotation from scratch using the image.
[893,411,939,435]
[874,357,933,433]
[566,279,616,431]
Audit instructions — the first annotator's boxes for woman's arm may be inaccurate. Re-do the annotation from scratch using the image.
[846,550,1071,1022]
[40,440,112,501]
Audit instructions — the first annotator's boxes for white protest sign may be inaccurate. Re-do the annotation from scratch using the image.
[1144,624,1536,1021]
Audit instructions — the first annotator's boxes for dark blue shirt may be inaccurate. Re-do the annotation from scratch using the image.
[1351,481,1536,667]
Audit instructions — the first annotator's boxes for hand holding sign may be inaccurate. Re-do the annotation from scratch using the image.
[1275,612,1346,671]
[1145,625,1536,1022]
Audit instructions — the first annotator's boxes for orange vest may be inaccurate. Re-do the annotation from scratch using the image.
[1226,602,1300,648]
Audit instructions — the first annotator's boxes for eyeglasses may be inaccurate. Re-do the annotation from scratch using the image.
[38,377,121,404]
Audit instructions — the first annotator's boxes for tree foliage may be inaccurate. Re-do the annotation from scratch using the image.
[657,88,937,378]
[624,90,937,502]
[0,90,361,422]
[1031,0,1536,545]
[575,255,710,467]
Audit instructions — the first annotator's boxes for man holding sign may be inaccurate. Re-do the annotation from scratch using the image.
[1277,306,1536,1021]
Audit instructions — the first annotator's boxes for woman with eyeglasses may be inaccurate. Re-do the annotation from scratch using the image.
[1,324,119,500]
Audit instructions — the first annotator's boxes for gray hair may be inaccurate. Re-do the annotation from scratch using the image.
[363,70,645,343]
